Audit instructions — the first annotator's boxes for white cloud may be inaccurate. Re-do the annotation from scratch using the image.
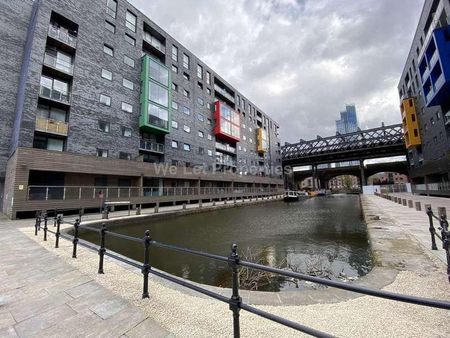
[128,0,423,143]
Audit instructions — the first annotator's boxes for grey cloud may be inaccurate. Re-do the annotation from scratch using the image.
[129,0,423,143]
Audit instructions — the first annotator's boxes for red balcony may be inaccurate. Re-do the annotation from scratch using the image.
[213,101,240,143]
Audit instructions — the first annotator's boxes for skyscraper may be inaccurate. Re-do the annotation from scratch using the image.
[336,104,358,134]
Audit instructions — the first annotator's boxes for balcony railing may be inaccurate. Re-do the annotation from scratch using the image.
[27,185,283,201]
[143,33,166,54]
[414,182,450,192]
[422,67,430,82]
[35,117,68,136]
[215,142,236,154]
[426,88,434,103]
[434,73,445,91]
[48,25,77,48]
[39,86,70,104]
[43,53,74,75]
[139,139,165,153]
[214,84,235,103]
[216,158,237,167]
[429,50,439,68]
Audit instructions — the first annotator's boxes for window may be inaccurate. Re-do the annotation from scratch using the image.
[149,82,168,107]
[172,101,178,110]
[412,114,416,122]
[197,113,204,122]
[197,64,203,79]
[243,135,247,141]
[124,55,135,68]
[183,143,191,151]
[206,71,211,84]
[125,11,137,32]
[198,130,204,138]
[101,69,112,81]
[121,127,132,137]
[207,118,212,125]
[183,72,190,81]
[172,120,178,129]
[183,125,190,133]
[105,21,116,33]
[97,149,108,158]
[198,147,205,155]
[119,152,131,160]
[171,140,178,148]
[183,89,190,98]
[98,120,110,132]
[182,106,190,115]
[121,102,133,113]
[197,97,204,106]
[183,53,189,69]
[207,88,211,95]
[125,34,135,46]
[172,82,178,91]
[172,65,178,73]
[197,82,203,90]
[149,58,169,86]
[103,44,114,56]
[106,0,117,18]
[100,94,111,106]
[249,127,252,132]
[207,134,212,140]
[436,111,441,120]
[172,45,178,61]
[431,117,435,125]
[207,149,213,156]
[123,78,134,90]
[207,102,211,109]
[33,135,64,152]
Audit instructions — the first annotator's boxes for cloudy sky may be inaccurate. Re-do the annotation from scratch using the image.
[129,0,423,143]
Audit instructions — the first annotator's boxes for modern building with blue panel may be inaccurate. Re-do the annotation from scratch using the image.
[419,26,450,107]
[398,0,450,196]
[335,104,359,134]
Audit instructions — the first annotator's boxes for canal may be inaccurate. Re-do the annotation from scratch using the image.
[79,194,372,291]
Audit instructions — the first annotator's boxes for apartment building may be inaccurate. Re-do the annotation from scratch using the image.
[0,0,283,218]
[398,0,450,196]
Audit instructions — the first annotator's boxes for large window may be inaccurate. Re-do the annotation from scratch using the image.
[33,135,64,152]
[149,59,169,86]
[148,103,169,129]
[125,11,137,32]
[172,45,178,61]
[39,75,69,102]
[106,0,117,18]
[98,120,110,132]
[149,82,168,107]
[206,71,211,85]
[214,101,240,141]
[197,64,203,79]
[183,53,189,69]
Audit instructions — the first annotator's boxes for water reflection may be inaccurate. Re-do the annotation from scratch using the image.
[79,195,372,291]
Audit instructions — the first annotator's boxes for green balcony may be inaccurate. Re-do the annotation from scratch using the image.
[139,55,171,134]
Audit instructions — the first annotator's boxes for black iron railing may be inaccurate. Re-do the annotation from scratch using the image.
[33,212,450,338]
[426,206,450,282]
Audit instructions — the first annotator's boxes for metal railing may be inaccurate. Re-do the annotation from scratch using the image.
[214,84,235,103]
[39,86,70,104]
[43,53,74,74]
[143,33,166,54]
[414,182,450,192]
[215,142,236,154]
[139,139,165,153]
[426,206,450,283]
[35,117,69,136]
[28,185,282,201]
[33,212,450,338]
[48,25,77,48]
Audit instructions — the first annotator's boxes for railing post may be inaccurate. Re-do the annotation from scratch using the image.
[55,215,61,248]
[43,214,48,241]
[439,214,450,283]
[426,207,438,250]
[34,212,39,236]
[228,244,241,338]
[142,230,151,298]
[53,209,58,227]
[98,223,107,274]
[72,219,80,258]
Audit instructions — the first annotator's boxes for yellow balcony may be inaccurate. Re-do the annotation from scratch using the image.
[256,128,268,153]
[400,97,421,149]
[35,117,68,136]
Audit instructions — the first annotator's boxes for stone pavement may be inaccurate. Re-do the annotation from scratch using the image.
[0,221,171,337]
[367,194,447,264]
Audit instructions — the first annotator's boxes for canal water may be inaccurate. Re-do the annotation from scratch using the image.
[79,195,372,291]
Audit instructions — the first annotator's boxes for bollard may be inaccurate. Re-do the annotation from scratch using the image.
[394,197,397,203]
[98,223,107,274]
[234,198,237,204]
[136,204,141,215]
[415,201,421,211]
[402,199,407,206]
[426,207,438,250]
[212,201,216,207]
[43,214,48,241]
[408,200,413,208]
[224,199,227,205]
[438,215,450,283]
[154,203,159,213]
[55,216,61,248]
[183,203,186,210]
[72,219,80,258]
[142,230,151,298]
[228,244,241,338]
[199,200,203,208]
[438,207,447,218]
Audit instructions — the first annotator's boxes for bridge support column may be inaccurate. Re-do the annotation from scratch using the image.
[312,164,317,190]
[359,159,367,190]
